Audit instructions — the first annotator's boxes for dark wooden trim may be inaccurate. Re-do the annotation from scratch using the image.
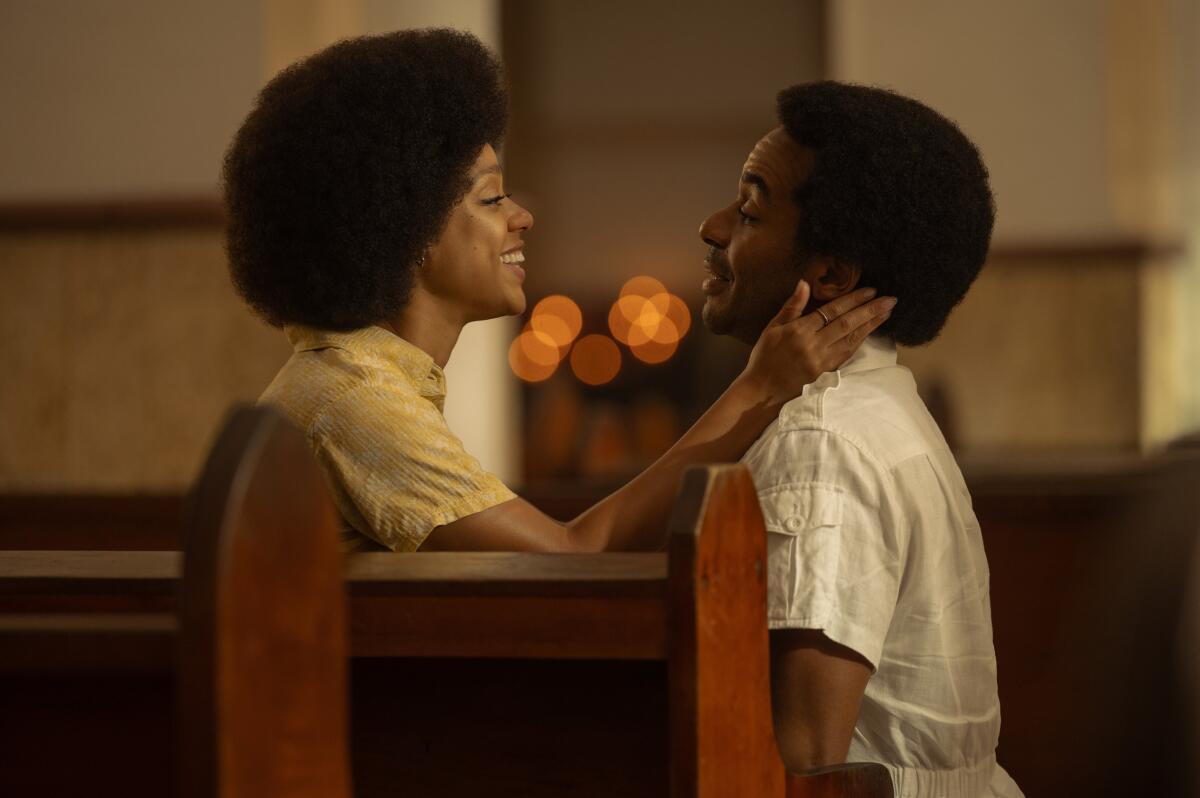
[347,551,667,596]
[0,550,181,594]
[0,197,225,231]
[0,550,673,660]
[989,238,1186,261]
[0,613,176,673]
[350,595,668,659]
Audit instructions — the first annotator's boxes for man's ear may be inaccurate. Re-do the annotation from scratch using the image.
[802,256,862,302]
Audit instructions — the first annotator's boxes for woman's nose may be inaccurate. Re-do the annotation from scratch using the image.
[510,200,534,232]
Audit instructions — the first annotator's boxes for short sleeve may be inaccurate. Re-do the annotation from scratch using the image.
[750,429,904,670]
[310,382,516,552]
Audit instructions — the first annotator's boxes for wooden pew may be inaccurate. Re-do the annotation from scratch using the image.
[972,450,1200,797]
[0,406,892,798]
[177,403,351,798]
[0,408,350,798]
[0,493,182,550]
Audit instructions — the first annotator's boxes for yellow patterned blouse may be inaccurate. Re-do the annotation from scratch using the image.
[259,325,516,552]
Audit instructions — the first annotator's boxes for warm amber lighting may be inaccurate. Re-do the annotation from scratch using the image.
[662,293,691,339]
[627,312,676,346]
[569,334,622,386]
[530,295,582,349]
[518,328,562,366]
[607,295,644,345]
[529,314,573,353]
[608,278,692,361]
[509,330,560,382]
[619,275,667,301]
[630,337,678,364]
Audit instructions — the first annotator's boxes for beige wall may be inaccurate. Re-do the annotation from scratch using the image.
[0,0,261,199]
[0,229,290,490]
[898,251,1142,452]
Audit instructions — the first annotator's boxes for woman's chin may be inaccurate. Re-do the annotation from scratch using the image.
[504,289,527,317]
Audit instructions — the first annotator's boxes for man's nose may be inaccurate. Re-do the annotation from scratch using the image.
[698,209,729,249]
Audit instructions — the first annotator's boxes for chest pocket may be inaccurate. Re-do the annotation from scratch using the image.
[759,483,844,534]
[758,483,845,624]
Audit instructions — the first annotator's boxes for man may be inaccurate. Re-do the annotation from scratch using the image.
[699,82,1023,797]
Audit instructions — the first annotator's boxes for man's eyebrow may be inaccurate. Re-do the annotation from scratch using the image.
[741,171,770,198]
[470,164,503,182]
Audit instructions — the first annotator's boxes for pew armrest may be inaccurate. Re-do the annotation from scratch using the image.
[786,762,894,798]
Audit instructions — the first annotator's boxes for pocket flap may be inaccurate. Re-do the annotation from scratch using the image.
[758,483,843,535]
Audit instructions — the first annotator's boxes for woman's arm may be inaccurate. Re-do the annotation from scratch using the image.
[420,282,894,552]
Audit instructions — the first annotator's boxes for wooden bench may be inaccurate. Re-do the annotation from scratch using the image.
[0,406,892,798]
[971,451,1200,796]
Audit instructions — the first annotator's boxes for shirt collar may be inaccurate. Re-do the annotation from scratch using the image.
[837,335,898,376]
[283,324,446,402]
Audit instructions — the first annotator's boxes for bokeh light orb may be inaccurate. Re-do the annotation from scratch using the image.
[608,277,691,362]
[619,275,667,301]
[530,295,582,348]
[569,334,622,386]
[509,330,561,382]
[630,337,678,365]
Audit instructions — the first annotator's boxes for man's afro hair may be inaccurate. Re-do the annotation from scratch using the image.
[778,82,995,346]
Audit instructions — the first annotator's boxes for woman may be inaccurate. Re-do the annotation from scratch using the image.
[223,29,893,552]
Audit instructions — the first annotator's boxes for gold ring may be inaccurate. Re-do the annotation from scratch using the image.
[816,308,832,328]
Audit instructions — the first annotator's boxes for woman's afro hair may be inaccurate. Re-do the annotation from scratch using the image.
[778,82,995,346]
[223,28,508,330]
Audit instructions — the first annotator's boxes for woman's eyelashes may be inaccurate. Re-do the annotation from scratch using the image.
[481,192,513,206]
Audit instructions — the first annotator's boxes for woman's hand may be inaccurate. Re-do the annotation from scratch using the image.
[738,281,897,409]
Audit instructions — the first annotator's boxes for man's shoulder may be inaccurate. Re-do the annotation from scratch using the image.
[767,362,948,471]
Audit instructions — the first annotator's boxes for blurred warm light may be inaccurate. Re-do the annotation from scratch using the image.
[619,275,667,301]
[630,337,678,364]
[518,329,561,366]
[509,330,560,382]
[570,334,622,386]
[530,295,582,349]
[529,313,573,352]
[608,276,692,362]
[662,294,691,339]
[608,295,645,345]
[514,280,689,384]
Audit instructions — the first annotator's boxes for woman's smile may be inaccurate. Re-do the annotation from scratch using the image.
[501,248,526,281]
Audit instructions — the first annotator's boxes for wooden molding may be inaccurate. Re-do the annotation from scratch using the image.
[990,238,1186,261]
[0,197,225,231]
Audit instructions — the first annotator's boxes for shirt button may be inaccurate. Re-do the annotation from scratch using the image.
[785,516,803,532]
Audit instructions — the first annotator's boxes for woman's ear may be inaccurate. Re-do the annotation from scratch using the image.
[802,256,862,302]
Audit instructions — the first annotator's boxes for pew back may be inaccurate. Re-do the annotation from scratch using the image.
[178,406,351,798]
[974,452,1200,796]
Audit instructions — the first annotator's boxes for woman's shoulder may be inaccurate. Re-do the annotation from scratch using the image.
[259,346,426,437]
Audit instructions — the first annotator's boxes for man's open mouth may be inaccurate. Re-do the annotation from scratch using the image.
[702,252,732,296]
[704,248,732,282]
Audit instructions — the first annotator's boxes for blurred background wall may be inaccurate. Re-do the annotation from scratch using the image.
[0,0,1197,493]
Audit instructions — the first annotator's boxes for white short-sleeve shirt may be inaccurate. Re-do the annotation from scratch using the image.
[742,336,1023,798]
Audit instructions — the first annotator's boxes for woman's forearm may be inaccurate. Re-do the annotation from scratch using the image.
[564,375,780,550]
